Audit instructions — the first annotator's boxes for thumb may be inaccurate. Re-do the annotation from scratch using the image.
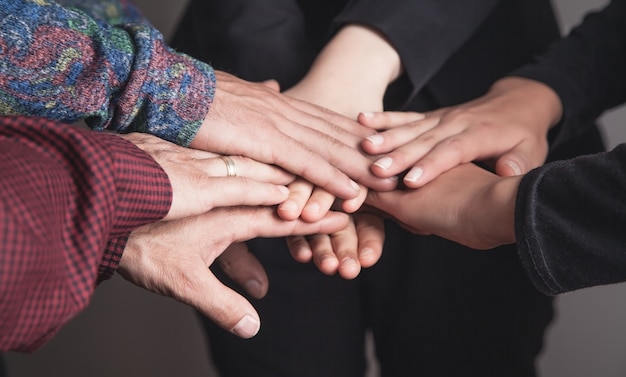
[217,242,269,299]
[186,261,262,338]
[494,140,546,177]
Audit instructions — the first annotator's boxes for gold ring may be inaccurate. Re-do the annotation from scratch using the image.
[220,156,237,177]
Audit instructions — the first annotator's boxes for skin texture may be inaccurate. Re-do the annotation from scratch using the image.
[119,206,350,339]
[121,133,295,221]
[361,77,563,187]
[279,24,403,279]
[190,71,398,202]
[366,163,519,250]
[120,133,351,338]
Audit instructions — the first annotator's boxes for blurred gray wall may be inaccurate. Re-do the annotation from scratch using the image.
[6,0,626,376]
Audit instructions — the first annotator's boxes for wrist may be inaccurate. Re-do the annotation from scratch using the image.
[483,175,521,246]
[291,24,401,117]
[490,77,563,128]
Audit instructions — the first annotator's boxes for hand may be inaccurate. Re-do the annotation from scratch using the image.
[118,206,350,339]
[361,77,562,188]
[190,71,398,200]
[286,213,385,279]
[277,178,368,222]
[121,132,294,220]
[366,163,520,250]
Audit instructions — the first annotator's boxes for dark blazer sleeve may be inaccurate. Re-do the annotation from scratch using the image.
[333,0,499,100]
[512,0,626,148]
[515,144,626,296]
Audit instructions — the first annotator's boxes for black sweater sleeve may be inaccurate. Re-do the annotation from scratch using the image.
[512,0,626,146]
[516,144,626,295]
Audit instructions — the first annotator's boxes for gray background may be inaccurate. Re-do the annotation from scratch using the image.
[6,0,626,376]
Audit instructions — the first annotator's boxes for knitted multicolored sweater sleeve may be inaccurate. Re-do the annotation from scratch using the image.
[0,0,215,146]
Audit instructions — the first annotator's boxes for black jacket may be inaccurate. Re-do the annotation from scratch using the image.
[514,0,626,295]
[173,0,604,160]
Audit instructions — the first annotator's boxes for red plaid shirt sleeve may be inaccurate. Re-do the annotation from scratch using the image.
[0,116,172,352]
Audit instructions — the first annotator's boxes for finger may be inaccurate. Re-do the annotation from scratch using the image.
[120,207,351,341]
[119,226,263,339]
[357,111,426,130]
[339,183,369,214]
[224,206,351,241]
[329,220,361,280]
[354,213,385,268]
[286,95,376,139]
[277,97,401,191]
[217,243,269,299]
[185,262,262,339]
[277,178,315,221]
[300,187,336,223]
[369,117,472,181]
[286,236,313,263]
[166,177,290,220]
[123,133,292,185]
[494,138,548,177]
[362,116,441,155]
[212,155,295,184]
[400,136,477,189]
[193,72,396,197]
[308,234,340,275]
[399,125,514,188]
[278,123,396,192]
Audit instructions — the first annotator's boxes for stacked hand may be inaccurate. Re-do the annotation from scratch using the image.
[117,133,350,338]
[274,75,563,276]
[117,54,564,341]
[360,77,562,188]
[358,77,563,249]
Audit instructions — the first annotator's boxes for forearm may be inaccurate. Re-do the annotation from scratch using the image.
[288,24,401,117]
[0,0,215,146]
[0,117,171,352]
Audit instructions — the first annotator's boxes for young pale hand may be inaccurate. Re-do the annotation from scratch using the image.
[286,213,385,279]
[360,77,561,188]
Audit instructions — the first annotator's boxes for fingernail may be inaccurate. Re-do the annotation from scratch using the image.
[277,185,290,196]
[280,200,298,213]
[506,160,522,176]
[245,279,264,298]
[341,257,358,269]
[350,179,360,191]
[362,112,374,118]
[366,134,384,146]
[373,157,393,170]
[303,202,320,214]
[359,248,374,260]
[404,166,423,183]
[232,314,260,338]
